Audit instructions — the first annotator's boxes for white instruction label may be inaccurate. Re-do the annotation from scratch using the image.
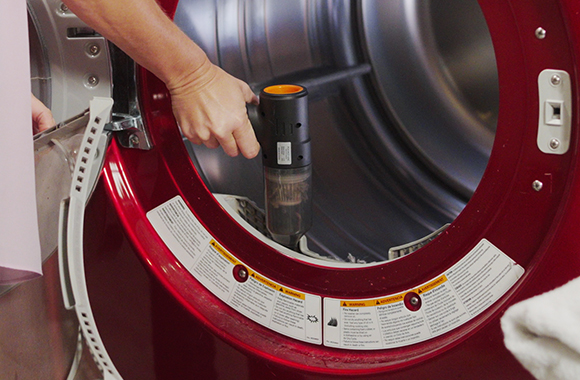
[277,142,292,165]
[147,196,322,344]
[324,239,524,349]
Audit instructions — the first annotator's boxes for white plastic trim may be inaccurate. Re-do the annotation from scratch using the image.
[537,69,572,154]
[58,97,123,380]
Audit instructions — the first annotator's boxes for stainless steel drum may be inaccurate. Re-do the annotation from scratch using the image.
[178,0,499,263]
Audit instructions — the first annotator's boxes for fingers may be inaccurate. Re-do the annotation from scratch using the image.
[233,120,260,159]
[184,126,219,150]
[217,134,240,157]
[170,66,260,159]
[31,94,55,133]
[204,136,220,150]
[186,123,258,159]
[183,122,236,155]
[179,99,259,158]
[201,120,255,158]
[37,113,56,132]
[240,81,259,106]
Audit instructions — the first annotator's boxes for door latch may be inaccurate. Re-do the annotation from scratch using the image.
[537,69,572,155]
[105,113,153,150]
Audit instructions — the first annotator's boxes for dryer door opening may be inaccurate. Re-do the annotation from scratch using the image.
[78,0,580,379]
[180,0,499,264]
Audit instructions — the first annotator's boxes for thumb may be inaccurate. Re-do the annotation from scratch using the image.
[241,82,259,105]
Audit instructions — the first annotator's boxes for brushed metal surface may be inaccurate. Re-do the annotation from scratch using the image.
[176,0,498,262]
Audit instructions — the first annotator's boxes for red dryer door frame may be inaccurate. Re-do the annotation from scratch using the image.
[86,0,580,379]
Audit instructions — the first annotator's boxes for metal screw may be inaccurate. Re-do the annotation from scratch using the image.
[129,134,140,147]
[238,268,248,279]
[86,75,99,87]
[87,44,100,57]
[551,74,561,86]
[532,180,543,192]
[549,138,560,150]
[535,27,547,39]
[410,296,419,306]
[59,3,69,13]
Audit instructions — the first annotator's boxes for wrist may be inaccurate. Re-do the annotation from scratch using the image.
[164,55,217,94]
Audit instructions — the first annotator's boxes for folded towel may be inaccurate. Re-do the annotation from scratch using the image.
[501,277,580,380]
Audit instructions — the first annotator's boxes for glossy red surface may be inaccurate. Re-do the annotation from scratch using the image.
[84,0,580,378]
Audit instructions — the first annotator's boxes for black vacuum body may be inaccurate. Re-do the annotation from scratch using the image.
[258,85,312,249]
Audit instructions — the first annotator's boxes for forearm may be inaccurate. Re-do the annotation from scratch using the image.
[62,0,209,88]
[63,0,261,158]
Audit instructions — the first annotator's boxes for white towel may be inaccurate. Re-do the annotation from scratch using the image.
[501,277,580,380]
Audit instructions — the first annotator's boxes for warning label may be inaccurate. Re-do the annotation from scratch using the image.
[147,196,322,344]
[324,239,524,350]
[148,196,523,350]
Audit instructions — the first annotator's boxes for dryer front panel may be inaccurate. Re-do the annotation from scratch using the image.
[83,0,580,379]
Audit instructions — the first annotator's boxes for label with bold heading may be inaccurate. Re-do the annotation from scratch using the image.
[147,196,322,344]
[323,239,524,349]
[147,196,524,350]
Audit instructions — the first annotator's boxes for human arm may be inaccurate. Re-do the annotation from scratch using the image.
[62,0,260,158]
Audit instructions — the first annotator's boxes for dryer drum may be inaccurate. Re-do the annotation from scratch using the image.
[182,0,498,263]
[79,0,580,379]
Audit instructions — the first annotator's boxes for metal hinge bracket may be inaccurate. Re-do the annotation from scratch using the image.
[105,113,153,150]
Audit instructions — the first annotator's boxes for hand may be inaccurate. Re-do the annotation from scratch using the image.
[60,0,260,158]
[168,59,260,159]
[31,94,55,133]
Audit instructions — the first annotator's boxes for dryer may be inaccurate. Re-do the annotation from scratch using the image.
[54,0,580,379]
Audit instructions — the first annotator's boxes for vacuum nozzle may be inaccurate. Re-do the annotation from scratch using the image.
[258,85,312,250]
